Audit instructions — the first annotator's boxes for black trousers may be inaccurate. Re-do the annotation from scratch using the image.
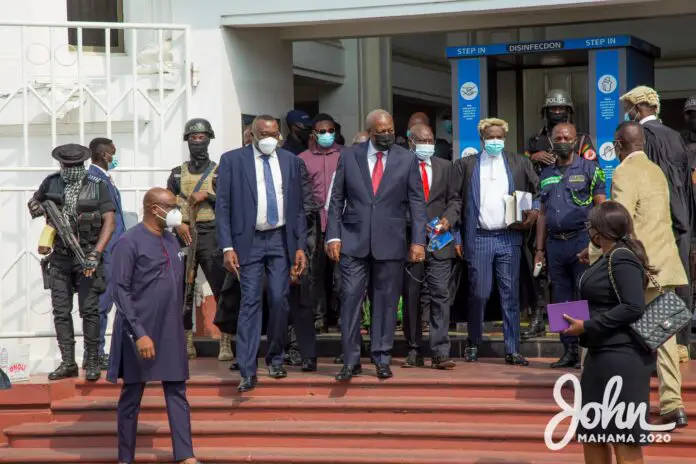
[312,230,341,325]
[182,225,226,331]
[676,232,693,345]
[49,254,103,349]
[288,273,317,359]
[402,255,453,357]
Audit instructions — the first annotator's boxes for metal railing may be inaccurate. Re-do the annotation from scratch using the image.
[0,20,192,340]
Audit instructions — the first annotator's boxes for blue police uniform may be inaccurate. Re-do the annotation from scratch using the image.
[540,155,605,352]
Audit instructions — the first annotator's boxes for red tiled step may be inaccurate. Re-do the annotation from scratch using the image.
[51,395,690,424]
[51,395,566,424]
[0,446,597,464]
[5,420,694,456]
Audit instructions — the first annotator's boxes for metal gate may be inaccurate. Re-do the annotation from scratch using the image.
[0,20,191,370]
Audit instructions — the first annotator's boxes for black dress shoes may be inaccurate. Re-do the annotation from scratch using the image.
[334,353,344,364]
[376,364,393,379]
[301,358,317,372]
[505,353,530,366]
[402,353,424,368]
[335,364,362,382]
[464,345,479,363]
[431,356,456,370]
[237,376,257,392]
[660,407,688,428]
[268,364,288,379]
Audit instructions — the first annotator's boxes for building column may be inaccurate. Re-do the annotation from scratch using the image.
[220,28,294,149]
[319,37,392,144]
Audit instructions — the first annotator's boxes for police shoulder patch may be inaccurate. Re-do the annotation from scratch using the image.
[583,149,597,161]
[569,175,586,183]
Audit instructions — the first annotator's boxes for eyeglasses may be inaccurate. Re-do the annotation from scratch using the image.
[314,128,336,135]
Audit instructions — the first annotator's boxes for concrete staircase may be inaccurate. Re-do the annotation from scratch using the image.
[1,359,694,463]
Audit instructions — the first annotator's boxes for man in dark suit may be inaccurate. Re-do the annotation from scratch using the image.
[216,115,307,392]
[456,118,539,366]
[326,109,427,381]
[401,124,461,369]
[88,138,125,371]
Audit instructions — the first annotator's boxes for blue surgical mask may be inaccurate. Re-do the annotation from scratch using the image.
[108,154,119,170]
[406,129,411,138]
[484,139,504,155]
[623,112,632,122]
[316,132,335,148]
[413,143,435,161]
[443,120,453,135]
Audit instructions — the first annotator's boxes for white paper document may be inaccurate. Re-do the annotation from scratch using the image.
[504,191,533,226]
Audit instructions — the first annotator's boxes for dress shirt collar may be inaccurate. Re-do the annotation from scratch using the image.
[253,144,277,159]
[639,115,658,125]
[481,150,503,161]
[91,164,109,176]
[417,156,432,166]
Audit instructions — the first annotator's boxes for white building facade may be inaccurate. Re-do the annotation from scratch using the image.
[2,0,696,373]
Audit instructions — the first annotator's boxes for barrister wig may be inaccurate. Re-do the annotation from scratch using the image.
[620,86,661,114]
[478,118,509,136]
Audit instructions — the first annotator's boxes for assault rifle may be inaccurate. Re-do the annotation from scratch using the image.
[183,204,200,314]
[41,200,86,267]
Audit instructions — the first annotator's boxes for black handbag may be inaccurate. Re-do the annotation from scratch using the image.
[608,248,691,351]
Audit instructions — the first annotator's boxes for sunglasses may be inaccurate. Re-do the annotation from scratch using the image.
[314,128,336,135]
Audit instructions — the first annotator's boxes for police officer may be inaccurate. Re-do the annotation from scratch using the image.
[522,89,597,340]
[534,123,606,369]
[28,144,116,381]
[681,95,696,150]
[166,118,232,362]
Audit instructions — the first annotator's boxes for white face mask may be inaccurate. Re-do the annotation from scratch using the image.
[257,137,278,155]
[413,143,435,161]
[156,205,183,228]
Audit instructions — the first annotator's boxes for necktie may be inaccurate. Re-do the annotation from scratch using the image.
[372,152,384,194]
[420,161,429,201]
[261,155,279,226]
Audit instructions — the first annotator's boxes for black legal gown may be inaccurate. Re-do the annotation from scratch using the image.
[106,223,189,384]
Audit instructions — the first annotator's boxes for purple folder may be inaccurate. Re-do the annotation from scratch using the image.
[547,300,590,333]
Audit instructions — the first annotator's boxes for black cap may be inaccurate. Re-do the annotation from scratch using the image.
[51,143,91,166]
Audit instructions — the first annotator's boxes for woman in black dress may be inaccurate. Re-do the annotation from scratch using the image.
[563,201,657,464]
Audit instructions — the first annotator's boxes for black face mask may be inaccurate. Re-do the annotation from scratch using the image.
[552,142,575,159]
[590,231,602,248]
[686,115,696,133]
[373,133,395,151]
[296,126,311,143]
[188,139,210,161]
[547,112,568,127]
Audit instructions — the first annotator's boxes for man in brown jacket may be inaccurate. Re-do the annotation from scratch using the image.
[585,121,688,427]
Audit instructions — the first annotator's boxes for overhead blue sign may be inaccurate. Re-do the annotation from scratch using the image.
[457,59,482,159]
[446,35,659,59]
[593,49,621,196]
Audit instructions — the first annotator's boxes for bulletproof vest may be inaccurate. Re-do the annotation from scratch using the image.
[177,161,217,223]
[44,173,103,253]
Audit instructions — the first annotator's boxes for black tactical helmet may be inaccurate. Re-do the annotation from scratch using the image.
[542,89,574,114]
[183,118,215,141]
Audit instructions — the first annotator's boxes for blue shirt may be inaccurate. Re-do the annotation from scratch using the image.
[540,155,605,234]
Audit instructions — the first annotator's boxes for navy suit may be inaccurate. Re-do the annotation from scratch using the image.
[88,164,125,357]
[327,142,427,366]
[456,151,539,355]
[216,145,307,377]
